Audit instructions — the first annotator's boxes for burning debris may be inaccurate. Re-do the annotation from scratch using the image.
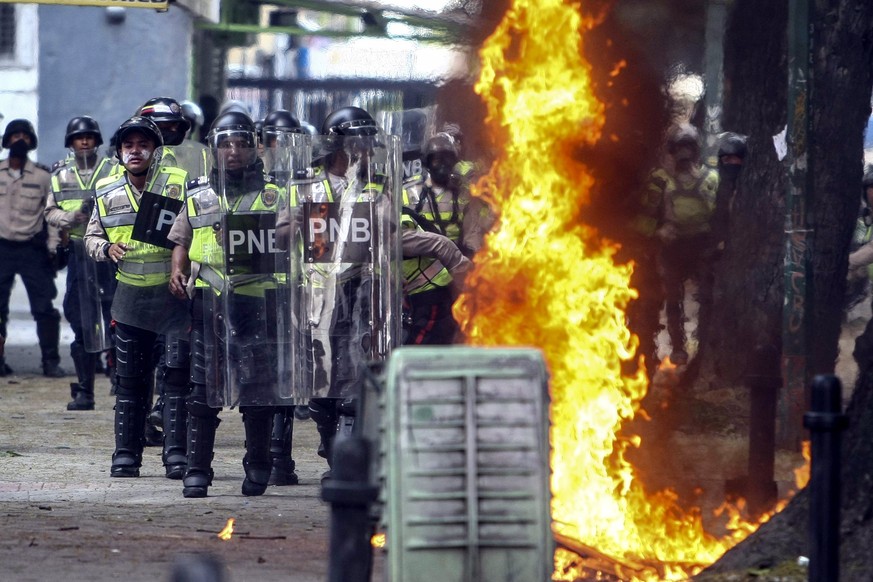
[217,518,235,541]
[455,0,800,579]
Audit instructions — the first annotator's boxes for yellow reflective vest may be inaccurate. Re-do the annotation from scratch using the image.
[50,156,114,239]
[400,189,452,296]
[187,175,284,297]
[94,166,188,287]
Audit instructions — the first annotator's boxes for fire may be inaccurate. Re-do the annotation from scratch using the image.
[794,440,811,489]
[371,532,386,548]
[217,518,235,541]
[455,0,765,579]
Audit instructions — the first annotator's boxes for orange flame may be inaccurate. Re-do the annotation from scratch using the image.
[371,532,386,548]
[217,518,235,541]
[456,0,766,579]
[794,440,811,489]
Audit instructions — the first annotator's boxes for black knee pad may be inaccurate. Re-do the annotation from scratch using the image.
[165,337,191,369]
[309,397,339,425]
[186,397,220,419]
[189,328,208,386]
[114,331,149,379]
[115,375,148,399]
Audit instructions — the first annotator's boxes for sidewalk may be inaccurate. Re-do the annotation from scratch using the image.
[0,272,335,582]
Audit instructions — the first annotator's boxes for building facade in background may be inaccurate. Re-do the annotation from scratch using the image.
[0,0,217,164]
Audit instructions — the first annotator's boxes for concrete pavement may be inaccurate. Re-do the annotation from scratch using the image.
[0,270,344,582]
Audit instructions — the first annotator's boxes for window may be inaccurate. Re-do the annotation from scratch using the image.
[0,4,15,58]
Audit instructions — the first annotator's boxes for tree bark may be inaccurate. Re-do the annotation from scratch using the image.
[701,0,873,575]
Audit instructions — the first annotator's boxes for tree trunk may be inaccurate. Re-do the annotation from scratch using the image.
[694,0,789,392]
[700,0,873,575]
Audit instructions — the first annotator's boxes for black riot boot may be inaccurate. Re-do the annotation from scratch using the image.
[67,342,96,411]
[309,398,340,481]
[241,407,274,496]
[183,410,221,498]
[162,394,188,480]
[110,394,147,477]
[268,407,298,486]
[37,313,66,378]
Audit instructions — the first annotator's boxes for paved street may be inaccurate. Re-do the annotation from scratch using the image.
[0,271,341,582]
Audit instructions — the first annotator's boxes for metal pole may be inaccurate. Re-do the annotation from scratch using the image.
[782,0,814,451]
[803,375,847,582]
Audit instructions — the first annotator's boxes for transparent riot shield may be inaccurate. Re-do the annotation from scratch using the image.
[290,132,402,401]
[153,142,211,181]
[73,239,114,352]
[202,143,302,408]
[378,107,437,201]
[109,145,193,336]
[261,128,303,192]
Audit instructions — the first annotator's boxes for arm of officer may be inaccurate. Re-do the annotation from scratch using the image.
[401,228,472,276]
[44,189,88,230]
[168,245,191,300]
[83,207,110,261]
[167,207,193,300]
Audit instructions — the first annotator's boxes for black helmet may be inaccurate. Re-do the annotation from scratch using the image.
[138,97,191,145]
[207,110,257,150]
[717,132,748,160]
[218,99,250,116]
[180,100,204,129]
[64,116,103,148]
[114,116,163,158]
[322,106,378,136]
[424,133,459,165]
[2,119,38,150]
[262,109,304,147]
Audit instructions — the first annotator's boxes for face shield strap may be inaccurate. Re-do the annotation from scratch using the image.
[72,147,99,170]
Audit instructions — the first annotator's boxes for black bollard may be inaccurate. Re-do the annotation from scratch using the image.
[322,433,378,582]
[803,375,848,582]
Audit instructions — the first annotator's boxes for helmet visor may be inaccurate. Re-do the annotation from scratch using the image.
[334,118,378,137]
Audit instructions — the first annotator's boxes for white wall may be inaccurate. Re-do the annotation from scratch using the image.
[0,5,40,156]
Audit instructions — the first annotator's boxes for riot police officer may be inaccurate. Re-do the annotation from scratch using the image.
[139,96,208,178]
[168,111,291,498]
[413,133,472,255]
[83,116,190,479]
[280,106,402,479]
[45,116,116,409]
[649,124,720,365]
[138,97,208,447]
[261,108,306,487]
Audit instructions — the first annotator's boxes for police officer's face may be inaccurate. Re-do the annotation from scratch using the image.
[8,131,32,148]
[120,131,155,173]
[217,135,254,171]
[71,134,98,153]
